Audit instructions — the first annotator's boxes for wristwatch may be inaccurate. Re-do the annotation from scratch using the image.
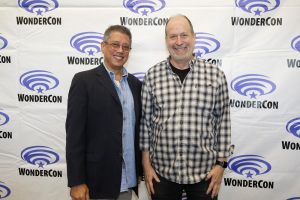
[216,160,228,168]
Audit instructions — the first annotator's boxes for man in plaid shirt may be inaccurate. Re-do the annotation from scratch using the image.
[140,14,231,200]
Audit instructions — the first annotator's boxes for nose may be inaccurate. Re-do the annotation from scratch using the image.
[175,35,183,45]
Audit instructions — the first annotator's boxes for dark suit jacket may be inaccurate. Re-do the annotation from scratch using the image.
[66,64,142,199]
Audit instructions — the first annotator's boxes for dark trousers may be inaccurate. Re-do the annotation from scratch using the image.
[151,174,217,200]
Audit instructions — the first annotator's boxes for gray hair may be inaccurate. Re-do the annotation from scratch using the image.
[103,25,132,44]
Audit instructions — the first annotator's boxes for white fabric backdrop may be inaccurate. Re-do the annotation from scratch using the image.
[0,0,300,199]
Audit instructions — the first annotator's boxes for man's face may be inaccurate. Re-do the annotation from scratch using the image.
[165,17,195,65]
[101,31,131,70]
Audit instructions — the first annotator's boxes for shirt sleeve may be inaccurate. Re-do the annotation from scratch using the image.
[139,73,153,151]
[214,70,231,159]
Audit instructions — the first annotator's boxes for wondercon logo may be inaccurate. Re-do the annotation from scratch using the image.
[0,112,9,126]
[235,0,280,16]
[70,32,104,56]
[228,154,272,178]
[230,74,276,99]
[0,35,8,50]
[132,72,145,81]
[286,117,300,138]
[291,35,300,53]
[194,32,220,58]
[21,146,59,168]
[18,0,59,16]
[123,0,166,16]
[19,70,59,94]
[0,182,11,199]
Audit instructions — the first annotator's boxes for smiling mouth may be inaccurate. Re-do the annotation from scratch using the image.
[174,46,187,50]
[113,55,124,60]
[174,47,188,54]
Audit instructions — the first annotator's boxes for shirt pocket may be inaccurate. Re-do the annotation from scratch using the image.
[196,80,217,113]
[194,81,217,142]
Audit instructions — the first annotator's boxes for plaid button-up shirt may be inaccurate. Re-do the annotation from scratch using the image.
[140,57,231,184]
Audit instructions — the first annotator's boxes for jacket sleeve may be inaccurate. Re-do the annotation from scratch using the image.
[65,73,88,187]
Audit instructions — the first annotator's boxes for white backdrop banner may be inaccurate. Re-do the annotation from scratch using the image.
[0,0,300,199]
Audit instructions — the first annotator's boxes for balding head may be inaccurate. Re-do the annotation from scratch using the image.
[164,14,195,68]
[165,14,194,38]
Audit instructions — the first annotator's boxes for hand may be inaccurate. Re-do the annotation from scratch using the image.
[70,184,90,200]
[142,151,160,194]
[143,164,160,194]
[205,165,225,198]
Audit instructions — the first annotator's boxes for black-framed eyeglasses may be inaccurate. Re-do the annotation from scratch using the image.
[104,42,131,52]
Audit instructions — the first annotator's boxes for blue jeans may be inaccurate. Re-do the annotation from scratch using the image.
[151,174,217,200]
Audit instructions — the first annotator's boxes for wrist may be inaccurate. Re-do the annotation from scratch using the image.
[142,152,151,167]
[215,160,228,168]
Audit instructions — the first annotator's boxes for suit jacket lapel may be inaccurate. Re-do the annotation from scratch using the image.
[95,64,121,107]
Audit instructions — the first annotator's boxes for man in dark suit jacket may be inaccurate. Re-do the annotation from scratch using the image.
[66,25,141,200]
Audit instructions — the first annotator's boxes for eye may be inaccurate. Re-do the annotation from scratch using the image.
[122,46,131,51]
[111,43,120,48]
[181,34,188,38]
[169,35,177,40]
